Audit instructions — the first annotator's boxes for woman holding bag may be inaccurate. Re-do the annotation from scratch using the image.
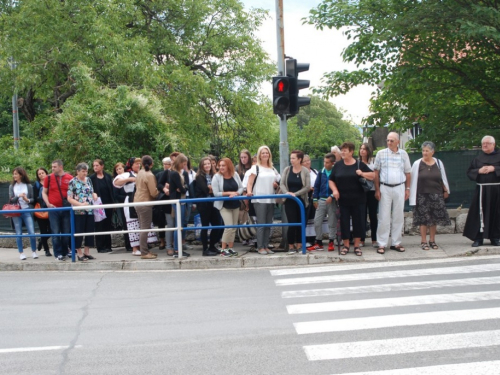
[9,167,38,260]
[246,145,280,255]
[212,158,244,257]
[195,157,223,256]
[33,167,52,257]
[280,150,311,254]
[329,142,374,256]
[67,163,98,261]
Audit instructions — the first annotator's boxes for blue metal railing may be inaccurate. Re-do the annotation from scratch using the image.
[0,206,76,262]
[0,194,306,262]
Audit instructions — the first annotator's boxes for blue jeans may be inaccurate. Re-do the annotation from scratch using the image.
[173,204,186,251]
[12,211,37,253]
[48,210,71,257]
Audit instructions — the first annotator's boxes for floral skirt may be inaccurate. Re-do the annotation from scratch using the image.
[413,193,451,227]
[126,218,158,247]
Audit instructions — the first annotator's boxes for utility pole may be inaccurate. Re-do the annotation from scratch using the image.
[275,0,288,249]
[275,0,288,173]
[9,0,20,150]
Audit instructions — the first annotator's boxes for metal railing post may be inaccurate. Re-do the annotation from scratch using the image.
[70,208,76,263]
[176,201,183,257]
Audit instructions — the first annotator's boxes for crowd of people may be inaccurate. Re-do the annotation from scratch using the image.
[7,134,500,261]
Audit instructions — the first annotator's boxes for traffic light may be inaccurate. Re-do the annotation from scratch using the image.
[286,59,310,115]
[272,76,290,115]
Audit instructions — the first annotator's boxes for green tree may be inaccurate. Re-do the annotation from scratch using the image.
[0,0,275,162]
[306,0,500,149]
[29,65,173,168]
[287,96,361,158]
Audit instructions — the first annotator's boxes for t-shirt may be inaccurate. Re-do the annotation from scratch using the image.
[43,173,74,208]
[287,170,304,193]
[417,162,443,194]
[248,165,280,204]
[329,160,372,205]
[222,177,240,209]
[67,177,94,215]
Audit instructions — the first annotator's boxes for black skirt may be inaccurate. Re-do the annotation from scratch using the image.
[413,193,451,227]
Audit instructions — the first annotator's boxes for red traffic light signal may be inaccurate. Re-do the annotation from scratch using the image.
[272,76,290,115]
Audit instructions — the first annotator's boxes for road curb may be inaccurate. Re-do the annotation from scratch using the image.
[1,248,496,271]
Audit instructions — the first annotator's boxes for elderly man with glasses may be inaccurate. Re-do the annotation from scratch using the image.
[373,132,412,254]
[464,135,500,247]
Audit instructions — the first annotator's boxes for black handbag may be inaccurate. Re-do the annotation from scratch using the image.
[358,161,374,192]
[54,175,73,207]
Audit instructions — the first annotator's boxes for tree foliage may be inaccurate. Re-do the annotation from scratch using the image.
[306,0,500,149]
[287,96,361,158]
[0,0,275,170]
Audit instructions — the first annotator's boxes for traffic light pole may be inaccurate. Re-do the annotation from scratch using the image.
[275,0,289,249]
[275,0,288,175]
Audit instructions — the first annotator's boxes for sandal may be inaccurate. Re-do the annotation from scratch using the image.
[390,245,406,252]
[77,256,87,262]
[340,246,349,255]
[421,242,430,251]
[377,247,385,254]
[84,254,95,260]
[429,241,439,249]
[354,247,362,256]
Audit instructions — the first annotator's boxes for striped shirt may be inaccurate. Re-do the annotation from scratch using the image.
[374,147,411,185]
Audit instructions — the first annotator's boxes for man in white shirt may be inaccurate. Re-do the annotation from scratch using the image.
[374,132,411,254]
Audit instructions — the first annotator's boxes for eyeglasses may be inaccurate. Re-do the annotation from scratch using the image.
[386,139,396,143]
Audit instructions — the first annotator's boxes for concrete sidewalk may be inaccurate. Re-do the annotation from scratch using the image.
[1,233,500,271]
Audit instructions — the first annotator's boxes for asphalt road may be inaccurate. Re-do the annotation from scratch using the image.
[2,256,500,375]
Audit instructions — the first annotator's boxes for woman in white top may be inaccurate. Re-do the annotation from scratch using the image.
[246,145,280,255]
[9,167,37,260]
[113,157,157,256]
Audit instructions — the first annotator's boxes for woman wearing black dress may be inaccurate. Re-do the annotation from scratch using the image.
[329,142,374,256]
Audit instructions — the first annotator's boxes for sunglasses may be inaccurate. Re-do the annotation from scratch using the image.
[386,139,396,143]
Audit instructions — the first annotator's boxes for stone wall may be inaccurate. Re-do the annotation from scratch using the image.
[0,210,470,248]
[403,209,468,235]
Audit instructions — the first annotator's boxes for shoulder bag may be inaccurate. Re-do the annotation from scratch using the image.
[358,160,374,192]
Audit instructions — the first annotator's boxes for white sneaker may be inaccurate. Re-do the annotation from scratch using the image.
[20,253,26,260]
[32,252,38,259]
[132,250,142,256]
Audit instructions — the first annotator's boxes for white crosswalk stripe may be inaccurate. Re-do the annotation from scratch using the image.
[270,255,500,276]
[304,330,500,360]
[271,258,500,374]
[331,360,500,375]
[275,263,500,286]
[281,275,500,298]
[287,290,500,314]
[295,306,500,334]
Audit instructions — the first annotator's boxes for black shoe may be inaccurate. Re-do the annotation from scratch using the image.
[45,251,52,257]
[472,240,483,247]
[97,249,112,253]
[208,247,221,254]
[491,239,500,246]
[203,250,219,256]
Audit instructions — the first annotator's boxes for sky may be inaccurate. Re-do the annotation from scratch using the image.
[242,0,373,124]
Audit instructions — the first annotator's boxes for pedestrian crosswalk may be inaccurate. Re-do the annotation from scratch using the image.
[271,256,500,374]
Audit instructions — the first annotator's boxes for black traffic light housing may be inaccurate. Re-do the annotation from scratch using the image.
[286,59,310,116]
[272,76,291,115]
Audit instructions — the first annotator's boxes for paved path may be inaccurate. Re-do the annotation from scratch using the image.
[1,233,500,271]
